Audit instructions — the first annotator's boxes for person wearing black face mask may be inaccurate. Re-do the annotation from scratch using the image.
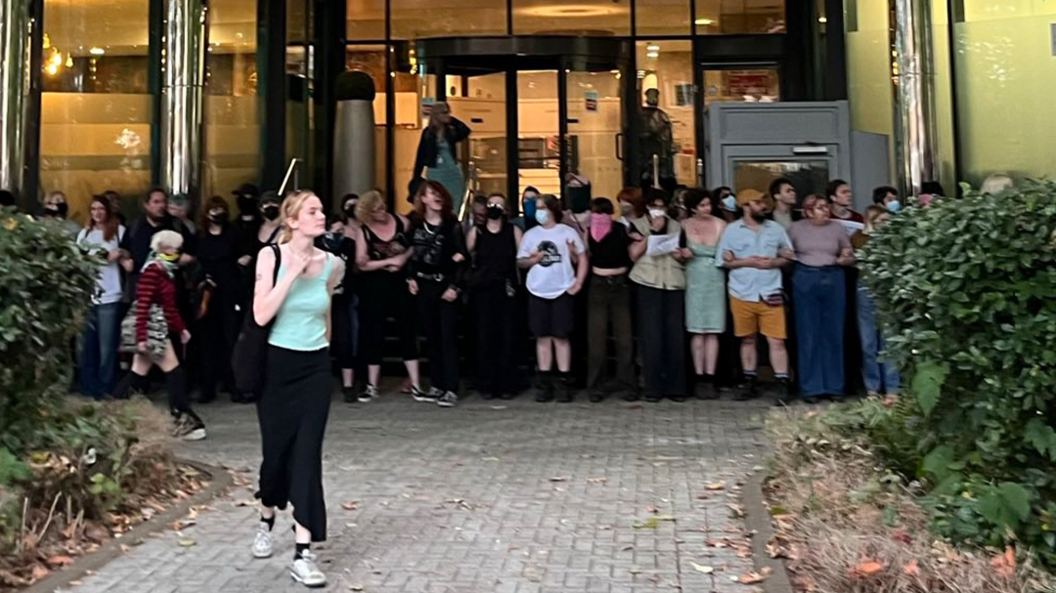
[42,190,80,236]
[196,196,242,403]
[466,193,524,400]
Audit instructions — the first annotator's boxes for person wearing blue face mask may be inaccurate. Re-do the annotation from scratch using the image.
[713,186,737,223]
[517,195,589,403]
[515,187,541,231]
[871,186,901,214]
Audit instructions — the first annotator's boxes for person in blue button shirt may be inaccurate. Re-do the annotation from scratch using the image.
[715,188,795,402]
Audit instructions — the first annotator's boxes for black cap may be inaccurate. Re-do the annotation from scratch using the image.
[260,190,281,206]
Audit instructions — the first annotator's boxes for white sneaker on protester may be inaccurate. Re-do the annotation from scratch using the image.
[436,391,458,408]
[252,524,273,558]
[357,384,379,403]
[290,550,327,587]
[413,386,442,403]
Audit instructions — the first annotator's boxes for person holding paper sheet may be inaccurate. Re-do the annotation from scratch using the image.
[629,189,688,402]
[715,189,795,403]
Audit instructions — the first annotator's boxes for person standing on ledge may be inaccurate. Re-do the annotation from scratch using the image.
[250,191,344,588]
[411,101,471,215]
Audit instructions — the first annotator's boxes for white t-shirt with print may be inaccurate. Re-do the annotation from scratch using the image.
[77,226,126,305]
[518,223,585,300]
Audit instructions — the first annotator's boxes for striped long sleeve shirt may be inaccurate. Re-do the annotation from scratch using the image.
[135,262,186,343]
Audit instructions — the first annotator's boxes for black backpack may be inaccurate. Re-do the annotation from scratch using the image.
[231,244,281,399]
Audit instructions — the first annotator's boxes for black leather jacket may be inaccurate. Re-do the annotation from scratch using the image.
[410,117,472,195]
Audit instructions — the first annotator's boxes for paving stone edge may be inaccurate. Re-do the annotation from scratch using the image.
[20,458,233,593]
[741,467,795,593]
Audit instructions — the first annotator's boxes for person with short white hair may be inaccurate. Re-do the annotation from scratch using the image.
[115,229,206,441]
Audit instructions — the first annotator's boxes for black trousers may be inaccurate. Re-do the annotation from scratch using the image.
[197,290,238,398]
[586,275,635,390]
[417,279,461,392]
[473,283,518,397]
[358,272,418,366]
[256,346,331,542]
[635,285,687,397]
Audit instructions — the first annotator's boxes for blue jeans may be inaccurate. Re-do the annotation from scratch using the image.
[856,282,900,393]
[792,265,846,398]
[79,302,121,398]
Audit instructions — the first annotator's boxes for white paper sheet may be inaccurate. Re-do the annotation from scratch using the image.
[646,233,680,257]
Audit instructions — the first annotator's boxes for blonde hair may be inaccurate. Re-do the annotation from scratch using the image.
[150,229,184,252]
[354,190,385,224]
[863,205,889,233]
[279,190,318,244]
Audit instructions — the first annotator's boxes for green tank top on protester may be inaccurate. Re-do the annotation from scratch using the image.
[268,251,333,351]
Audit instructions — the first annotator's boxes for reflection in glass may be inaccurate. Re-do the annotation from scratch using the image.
[204,0,260,207]
[348,0,386,40]
[517,71,561,198]
[694,0,785,34]
[567,70,623,201]
[734,160,829,199]
[636,0,691,36]
[40,0,151,222]
[702,69,780,106]
[636,41,696,187]
[451,73,507,200]
[391,0,506,39]
[513,0,629,35]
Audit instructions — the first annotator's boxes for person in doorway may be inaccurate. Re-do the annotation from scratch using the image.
[464,192,489,236]
[467,193,523,400]
[585,198,635,402]
[787,195,855,402]
[851,205,900,397]
[716,188,794,402]
[234,183,261,242]
[517,195,588,402]
[411,101,471,214]
[681,189,726,399]
[827,179,863,223]
[250,191,344,588]
[195,196,241,403]
[115,230,206,440]
[871,186,901,213]
[407,181,468,407]
[629,189,688,402]
[76,196,126,399]
[42,190,81,235]
[354,190,423,401]
[319,195,360,402]
[769,178,798,229]
[639,88,677,191]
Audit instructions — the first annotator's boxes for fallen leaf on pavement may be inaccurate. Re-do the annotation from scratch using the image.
[46,555,74,567]
[177,537,196,547]
[349,585,364,591]
[737,571,766,584]
[30,565,49,582]
[341,500,360,511]
[549,476,569,482]
[690,562,714,574]
[706,482,726,491]
[903,559,920,577]
[851,561,884,578]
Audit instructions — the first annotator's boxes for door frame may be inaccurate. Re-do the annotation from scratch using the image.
[409,36,633,211]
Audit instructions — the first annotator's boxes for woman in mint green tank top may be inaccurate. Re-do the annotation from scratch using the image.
[249,191,345,588]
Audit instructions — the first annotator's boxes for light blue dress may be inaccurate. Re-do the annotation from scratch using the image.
[685,240,726,333]
[427,137,466,216]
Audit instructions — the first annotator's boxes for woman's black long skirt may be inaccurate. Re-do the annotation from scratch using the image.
[255,346,331,542]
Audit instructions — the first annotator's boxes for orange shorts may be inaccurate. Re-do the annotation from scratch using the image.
[730,296,787,339]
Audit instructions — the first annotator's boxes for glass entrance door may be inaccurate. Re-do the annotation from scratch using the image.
[435,51,629,211]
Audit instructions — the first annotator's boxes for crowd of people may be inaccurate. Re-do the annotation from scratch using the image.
[23,178,918,438]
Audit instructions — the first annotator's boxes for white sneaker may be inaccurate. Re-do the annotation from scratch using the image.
[413,386,442,402]
[436,391,458,408]
[182,427,207,441]
[357,384,379,403]
[252,524,273,558]
[290,550,327,587]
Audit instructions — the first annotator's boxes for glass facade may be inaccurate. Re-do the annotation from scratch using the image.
[204,0,261,208]
[39,0,152,221]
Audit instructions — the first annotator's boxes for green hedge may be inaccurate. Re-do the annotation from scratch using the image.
[860,181,1056,563]
[0,208,99,455]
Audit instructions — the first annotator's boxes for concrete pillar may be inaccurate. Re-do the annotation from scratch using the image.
[0,0,32,197]
[892,0,939,196]
[160,0,207,200]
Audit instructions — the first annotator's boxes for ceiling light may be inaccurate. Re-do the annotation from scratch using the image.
[65,54,73,67]
[89,47,105,56]
[694,18,714,25]
[646,44,659,51]
[646,51,659,58]
[523,4,623,17]
[818,16,828,23]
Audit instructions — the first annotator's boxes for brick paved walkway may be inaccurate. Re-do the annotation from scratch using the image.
[61,389,771,593]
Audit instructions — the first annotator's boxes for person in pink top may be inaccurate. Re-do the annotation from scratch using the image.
[787,195,855,401]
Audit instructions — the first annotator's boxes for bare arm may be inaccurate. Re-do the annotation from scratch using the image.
[628,230,647,262]
[354,225,395,272]
[252,247,305,326]
[325,257,346,343]
[466,226,478,253]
